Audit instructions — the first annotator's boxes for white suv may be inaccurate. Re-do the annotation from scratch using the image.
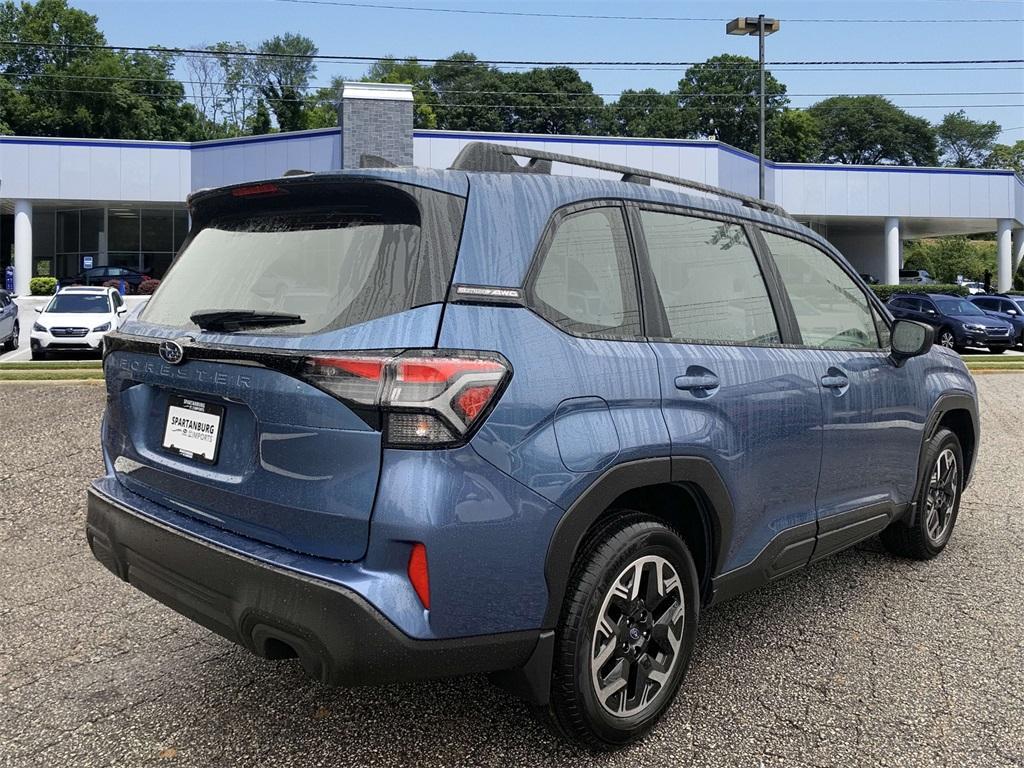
[31,286,127,359]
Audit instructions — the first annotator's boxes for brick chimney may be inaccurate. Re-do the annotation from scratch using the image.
[338,82,414,169]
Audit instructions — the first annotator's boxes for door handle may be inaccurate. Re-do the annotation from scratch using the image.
[675,373,720,391]
[820,373,849,390]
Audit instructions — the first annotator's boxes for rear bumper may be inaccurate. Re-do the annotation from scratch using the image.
[85,485,538,686]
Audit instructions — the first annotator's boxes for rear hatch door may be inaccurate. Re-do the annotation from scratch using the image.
[103,175,466,561]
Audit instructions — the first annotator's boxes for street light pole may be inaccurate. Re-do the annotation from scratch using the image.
[726,15,780,201]
[758,13,766,201]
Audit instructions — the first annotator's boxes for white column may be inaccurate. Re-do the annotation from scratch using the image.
[1012,228,1024,277]
[13,200,32,297]
[996,219,1013,293]
[884,217,900,285]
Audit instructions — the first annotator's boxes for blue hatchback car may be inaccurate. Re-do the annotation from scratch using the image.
[87,143,980,749]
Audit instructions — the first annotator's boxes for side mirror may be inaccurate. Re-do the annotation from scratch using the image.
[116,306,127,315]
[34,307,43,314]
[1008,309,1019,316]
[891,319,934,363]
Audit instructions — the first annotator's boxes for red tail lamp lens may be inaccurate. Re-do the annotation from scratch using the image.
[408,543,430,610]
[454,385,497,423]
[231,182,284,197]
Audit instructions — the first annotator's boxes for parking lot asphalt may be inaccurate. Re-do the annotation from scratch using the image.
[1,378,1022,768]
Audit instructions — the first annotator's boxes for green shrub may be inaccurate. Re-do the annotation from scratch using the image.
[903,236,996,284]
[29,277,57,295]
[870,283,968,301]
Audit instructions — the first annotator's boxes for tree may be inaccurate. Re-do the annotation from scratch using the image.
[984,140,1024,175]
[809,96,938,166]
[767,109,821,162]
[936,110,1000,167]
[502,67,606,135]
[364,57,437,128]
[903,237,996,283]
[430,52,508,133]
[248,99,272,135]
[675,54,788,153]
[0,0,206,140]
[254,33,317,132]
[212,42,260,134]
[609,89,683,138]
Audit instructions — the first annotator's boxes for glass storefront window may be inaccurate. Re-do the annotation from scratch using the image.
[108,209,140,252]
[57,210,79,254]
[141,209,174,253]
[173,209,189,251]
[81,208,104,253]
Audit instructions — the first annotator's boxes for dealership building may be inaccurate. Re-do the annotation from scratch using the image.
[2,82,1023,296]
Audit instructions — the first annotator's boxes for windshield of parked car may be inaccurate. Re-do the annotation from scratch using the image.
[45,294,111,314]
[935,298,984,316]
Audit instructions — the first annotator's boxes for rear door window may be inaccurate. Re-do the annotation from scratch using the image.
[530,206,640,338]
[639,210,780,345]
[141,181,464,335]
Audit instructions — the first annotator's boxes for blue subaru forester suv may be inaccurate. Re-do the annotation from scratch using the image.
[87,143,979,749]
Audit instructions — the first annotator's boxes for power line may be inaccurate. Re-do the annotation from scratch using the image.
[0,40,1021,68]
[2,71,1020,100]
[268,0,1024,24]
[8,83,1022,112]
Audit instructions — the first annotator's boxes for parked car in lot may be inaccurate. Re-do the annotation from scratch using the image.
[888,293,1015,353]
[899,268,936,284]
[86,144,980,750]
[960,281,987,295]
[0,289,18,352]
[969,294,1024,347]
[62,266,148,292]
[31,286,128,359]
[858,272,879,285]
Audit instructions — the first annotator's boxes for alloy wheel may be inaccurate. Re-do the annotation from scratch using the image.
[11,323,18,350]
[924,447,958,545]
[590,555,685,718]
[939,331,956,349]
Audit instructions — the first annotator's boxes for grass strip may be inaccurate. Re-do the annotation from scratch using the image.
[0,369,105,381]
[0,360,103,370]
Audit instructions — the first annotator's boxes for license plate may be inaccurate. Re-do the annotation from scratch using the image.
[162,395,225,465]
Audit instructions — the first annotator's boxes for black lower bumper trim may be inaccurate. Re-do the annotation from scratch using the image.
[86,487,538,686]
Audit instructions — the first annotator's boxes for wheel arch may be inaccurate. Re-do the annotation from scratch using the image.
[907,393,979,526]
[541,456,734,628]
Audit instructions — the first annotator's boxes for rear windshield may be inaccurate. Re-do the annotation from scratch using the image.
[140,181,465,334]
[46,294,111,313]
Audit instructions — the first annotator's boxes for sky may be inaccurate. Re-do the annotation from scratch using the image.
[74,0,1024,141]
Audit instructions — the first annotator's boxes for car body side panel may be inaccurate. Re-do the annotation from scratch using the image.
[649,342,823,572]
[803,348,929,519]
[439,304,670,511]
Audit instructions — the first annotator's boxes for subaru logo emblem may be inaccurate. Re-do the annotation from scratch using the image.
[159,339,185,365]
[629,627,641,641]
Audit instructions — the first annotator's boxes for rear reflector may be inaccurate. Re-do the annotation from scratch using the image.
[300,350,511,448]
[408,543,430,610]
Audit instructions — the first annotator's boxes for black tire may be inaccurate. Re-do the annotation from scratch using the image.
[542,513,700,750]
[30,346,46,361]
[988,346,1007,354]
[881,428,963,560]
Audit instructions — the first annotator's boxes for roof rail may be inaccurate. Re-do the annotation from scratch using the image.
[448,141,787,216]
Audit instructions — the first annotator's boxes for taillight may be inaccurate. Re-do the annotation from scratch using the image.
[300,349,511,448]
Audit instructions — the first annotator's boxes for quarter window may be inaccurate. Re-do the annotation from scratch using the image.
[639,211,780,344]
[762,231,880,349]
[532,207,640,337]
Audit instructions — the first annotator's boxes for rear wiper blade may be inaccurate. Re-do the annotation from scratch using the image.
[190,309,306,332]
